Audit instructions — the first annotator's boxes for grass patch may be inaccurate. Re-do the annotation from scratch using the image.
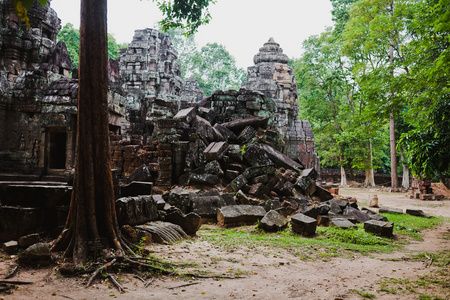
[197,213,447,260]
[351,289,376,298]
[380,213,445,241]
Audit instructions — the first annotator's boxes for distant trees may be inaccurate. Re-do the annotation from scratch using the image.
[164,29,246,96]
[295,0,450,184]
[57,23,126,68]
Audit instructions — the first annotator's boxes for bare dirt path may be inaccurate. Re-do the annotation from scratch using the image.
[1,188,449,300]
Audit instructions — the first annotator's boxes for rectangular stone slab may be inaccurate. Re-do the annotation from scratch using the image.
[203,141,228,161]
[330,217,357,229]
[217,205,266,227]
[364,220,394,237]
[291,213,317,236]
[378,207,403,214]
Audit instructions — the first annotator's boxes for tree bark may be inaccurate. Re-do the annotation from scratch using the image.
[389,39,398,189]
[51,0,124,264]
[340,155,347,186]
[364,139,375,187]
[401,148,409,189]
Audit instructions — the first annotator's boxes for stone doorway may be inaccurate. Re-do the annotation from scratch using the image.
[48,131,67,170]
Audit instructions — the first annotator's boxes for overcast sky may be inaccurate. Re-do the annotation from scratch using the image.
[50,0,334,69]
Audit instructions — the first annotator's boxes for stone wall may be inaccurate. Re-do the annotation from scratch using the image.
[0,0,127,177]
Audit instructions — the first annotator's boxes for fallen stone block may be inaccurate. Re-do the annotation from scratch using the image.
[191,196,226,220]
[166,187,197,213]
[300,168,319,180]
[259,144,303,172]
[128,164,153,183]
[280,199,299,216]
[248,183,265,197]
[187,173,220,186]
[243,165,276,179]
[213,123,236,141]
[295,176,316,196]
[237,126,256,144]
[115,196,158,226]
[364,220,394,237]
[361,207,388,221]
[317,215,331,226]
[204,160,224,177]
[378,207,403,214]
[291,213,317,236]
[222,116,269,133]
[264,199,282,212]
[330,218,357,229]
[236,190,250,205]
[3,240,18,254]
[203,141,229,161]
[343,207,371,223]
[18,243,52,266]
[227,174,248,193]
[406,209,431,218]
[258,210,288,232]
[217,205,266,228]
[302,204,330,219]
[18,233,41,248]
[311,185,333,201]
[121,181,153,197]
[221,193,236,206]
[164,209,202,236]
[174,106,197,123]
[243,144,274,167]
[195,116,215,143]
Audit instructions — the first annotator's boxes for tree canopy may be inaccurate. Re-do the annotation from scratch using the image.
[295,0,450,183]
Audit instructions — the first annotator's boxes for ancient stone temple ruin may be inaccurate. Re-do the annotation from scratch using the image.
[242,38,319,170]
[0,0,127,177]
[0,1,330,242]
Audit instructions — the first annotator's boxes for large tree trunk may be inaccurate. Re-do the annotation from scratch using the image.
[51,0,125,265]
[389,38,398,189]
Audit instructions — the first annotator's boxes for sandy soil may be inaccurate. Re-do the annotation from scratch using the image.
[1,188,449,300]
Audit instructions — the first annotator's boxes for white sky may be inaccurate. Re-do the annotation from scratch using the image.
[50,0,334,69]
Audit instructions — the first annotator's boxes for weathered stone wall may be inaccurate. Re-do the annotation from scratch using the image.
[0,1,127,176]
[0,0,64,174]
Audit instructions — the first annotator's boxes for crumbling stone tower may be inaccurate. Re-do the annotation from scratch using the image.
[119,28,203,144]
[242,38,319,170]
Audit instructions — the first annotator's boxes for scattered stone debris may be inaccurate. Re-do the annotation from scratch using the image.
[410,177,445,200]
[406,209,431,218]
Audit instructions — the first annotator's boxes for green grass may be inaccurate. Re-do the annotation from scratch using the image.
[197,213,446,260]
[379,213,445,241]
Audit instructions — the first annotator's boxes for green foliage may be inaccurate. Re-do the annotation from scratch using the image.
[57,23,80,68]
[154,0,216,36]
[188,43,246,96]
[398,0,450,180]
[57,23,126,69]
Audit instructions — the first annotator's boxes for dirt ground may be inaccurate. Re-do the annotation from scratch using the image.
[1,187,449,300]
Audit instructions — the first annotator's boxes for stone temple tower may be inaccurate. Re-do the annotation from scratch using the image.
[242,38,319,170]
